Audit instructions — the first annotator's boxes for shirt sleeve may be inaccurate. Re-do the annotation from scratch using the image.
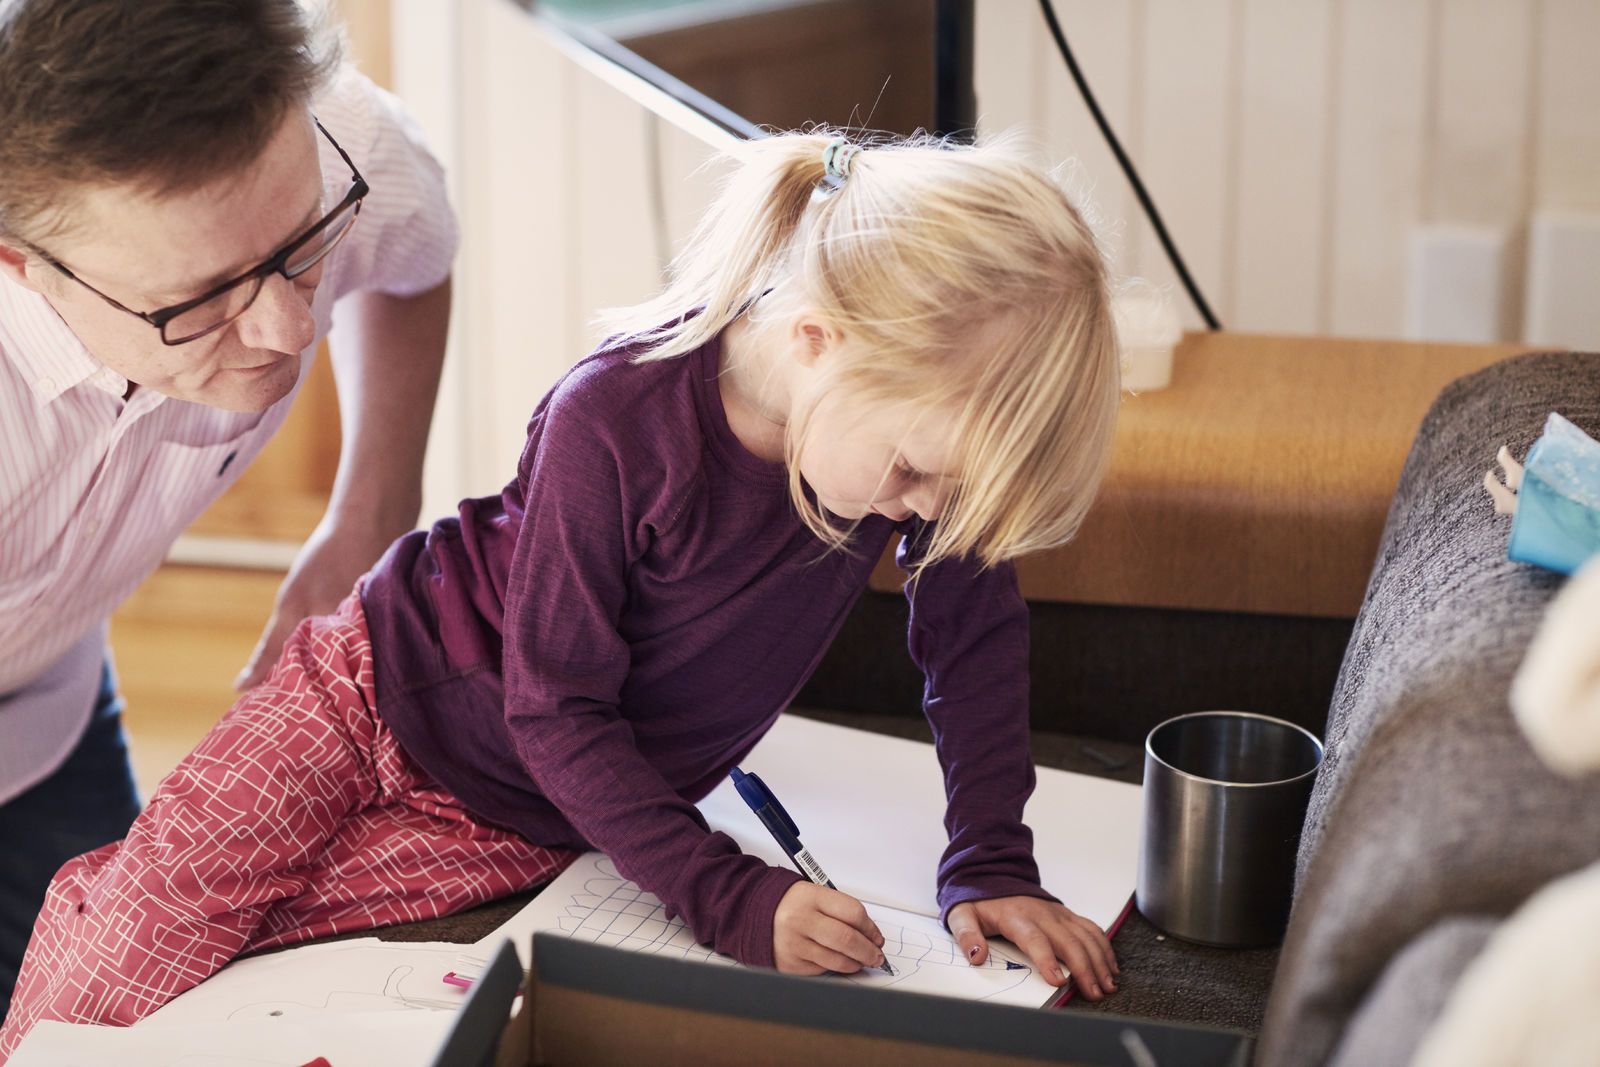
[896,522,1057,922]
[315,66,459,301]
[500,375,800,968]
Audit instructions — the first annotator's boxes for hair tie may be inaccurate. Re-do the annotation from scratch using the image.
[822,137,861,181]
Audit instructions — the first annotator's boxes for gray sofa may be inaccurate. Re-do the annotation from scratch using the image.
[1255,351,1600,1067]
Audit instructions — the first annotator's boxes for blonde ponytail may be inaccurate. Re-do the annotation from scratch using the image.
[596,134,844,361]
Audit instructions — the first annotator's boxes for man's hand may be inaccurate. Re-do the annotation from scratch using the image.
[234,518,398,691]
[773,882,889,975]
[946,896,1119,1000]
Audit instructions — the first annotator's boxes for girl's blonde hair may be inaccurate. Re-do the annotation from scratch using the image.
[597,129,1121,571]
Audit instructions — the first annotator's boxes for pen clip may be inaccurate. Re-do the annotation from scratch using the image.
[732,768,801,837]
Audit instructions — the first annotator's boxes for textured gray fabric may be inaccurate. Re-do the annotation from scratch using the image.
[1255,352,1600,1067]
[1325,917,1499,1067]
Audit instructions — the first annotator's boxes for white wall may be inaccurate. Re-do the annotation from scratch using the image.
[393,0,735,517]
[977,0,1600,344]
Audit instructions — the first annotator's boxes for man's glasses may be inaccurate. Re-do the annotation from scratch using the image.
[29,118,368,346]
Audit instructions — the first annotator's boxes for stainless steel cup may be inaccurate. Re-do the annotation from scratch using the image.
[1136,710,1325,947]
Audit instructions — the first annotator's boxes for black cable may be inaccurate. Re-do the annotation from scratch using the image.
[1037,0,1222,331]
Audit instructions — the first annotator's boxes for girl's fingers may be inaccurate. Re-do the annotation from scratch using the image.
[1010,924,1078,991]
[819,895,883,940]
[1045,922,1113,998]
[1069,911,1119,979]
[817,890,885,948]
[810,914,887,970]
[804,942,869,974]
[946,902,990,966]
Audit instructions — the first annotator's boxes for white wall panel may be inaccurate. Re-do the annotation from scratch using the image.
[397,0,735,500]
[1135,0,1236,330]
[1533,0,1600,214]
[1326,0,1429,339]
[1428,0,1536,226]
[1035,1,1143,277]
[1428,0,1535,340]
[1231,0,1334,333]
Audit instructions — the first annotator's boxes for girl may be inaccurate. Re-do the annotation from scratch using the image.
[1,130,1121,1055]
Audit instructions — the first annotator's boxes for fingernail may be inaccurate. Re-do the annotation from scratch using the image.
[1105,976,1117,991]
[1050,968,1063,983]
[1089,982,1101,997]
[968,945,979,960]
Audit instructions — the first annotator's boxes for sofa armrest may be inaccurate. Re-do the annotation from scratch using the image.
[1256,351,1600,1067]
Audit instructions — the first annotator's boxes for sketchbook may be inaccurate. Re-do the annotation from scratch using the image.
[460,714,1142,1008]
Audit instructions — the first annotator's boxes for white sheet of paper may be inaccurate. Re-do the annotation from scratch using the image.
[138,939,469,1028]
[473,715,1141,1005]
[697,714,1141,925]
[11,1009,454,1067]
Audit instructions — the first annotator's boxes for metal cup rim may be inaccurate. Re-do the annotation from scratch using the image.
[1144,709,1325,789]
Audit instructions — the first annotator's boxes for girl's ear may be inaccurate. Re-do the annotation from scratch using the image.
[790,313,843,368]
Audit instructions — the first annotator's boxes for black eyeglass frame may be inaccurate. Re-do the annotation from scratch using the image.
[27,118,368,346]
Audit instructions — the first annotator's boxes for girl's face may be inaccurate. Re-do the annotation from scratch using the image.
[796,390,959,523]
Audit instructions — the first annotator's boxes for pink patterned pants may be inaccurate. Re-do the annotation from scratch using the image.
[0,592,574,1061]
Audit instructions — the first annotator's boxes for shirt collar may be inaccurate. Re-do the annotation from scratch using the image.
[0,271,132,406]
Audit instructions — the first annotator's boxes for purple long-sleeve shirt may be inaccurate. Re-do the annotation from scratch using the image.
[360,332,1052,968]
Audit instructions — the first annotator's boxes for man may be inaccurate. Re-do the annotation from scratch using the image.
[0,0,455,1019]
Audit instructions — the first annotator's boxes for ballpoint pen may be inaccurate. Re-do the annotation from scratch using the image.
[730,766,896,975]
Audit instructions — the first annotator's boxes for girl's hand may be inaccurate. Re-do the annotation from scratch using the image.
[946,897,1120,1000]
[773,882,889,975]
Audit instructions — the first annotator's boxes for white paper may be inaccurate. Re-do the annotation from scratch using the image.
[697,714,1141,925]
[475,715,1141,1005]
[139,940,470,1027]
[11,1009,454,1067]
[479,853,1060,1008]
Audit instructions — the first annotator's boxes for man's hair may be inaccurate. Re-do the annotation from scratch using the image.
[0,0,343,242]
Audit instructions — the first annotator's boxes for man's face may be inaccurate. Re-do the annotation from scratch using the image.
[11,110,325,412]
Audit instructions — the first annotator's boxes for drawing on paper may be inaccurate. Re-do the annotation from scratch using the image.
[554,857,1035,1000]
[218,961,461,1020]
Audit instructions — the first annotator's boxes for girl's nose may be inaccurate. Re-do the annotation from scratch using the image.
[904,485,946,522]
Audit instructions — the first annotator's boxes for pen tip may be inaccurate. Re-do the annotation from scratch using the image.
[881,960,896,976]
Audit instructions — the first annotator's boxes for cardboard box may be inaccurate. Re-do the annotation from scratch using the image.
[497,933,1253,1067]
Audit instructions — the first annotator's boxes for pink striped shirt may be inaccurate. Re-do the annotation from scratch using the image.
[0,67,458,803]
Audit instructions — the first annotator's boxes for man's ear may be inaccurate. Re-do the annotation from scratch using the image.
[0,240,45,293]
[789,314,843,368]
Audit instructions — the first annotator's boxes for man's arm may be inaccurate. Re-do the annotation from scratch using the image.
[235,275,451,690]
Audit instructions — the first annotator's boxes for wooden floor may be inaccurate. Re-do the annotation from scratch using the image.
[109,565,284,795]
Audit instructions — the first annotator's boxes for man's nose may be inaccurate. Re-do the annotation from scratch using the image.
[233,273,314,353]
